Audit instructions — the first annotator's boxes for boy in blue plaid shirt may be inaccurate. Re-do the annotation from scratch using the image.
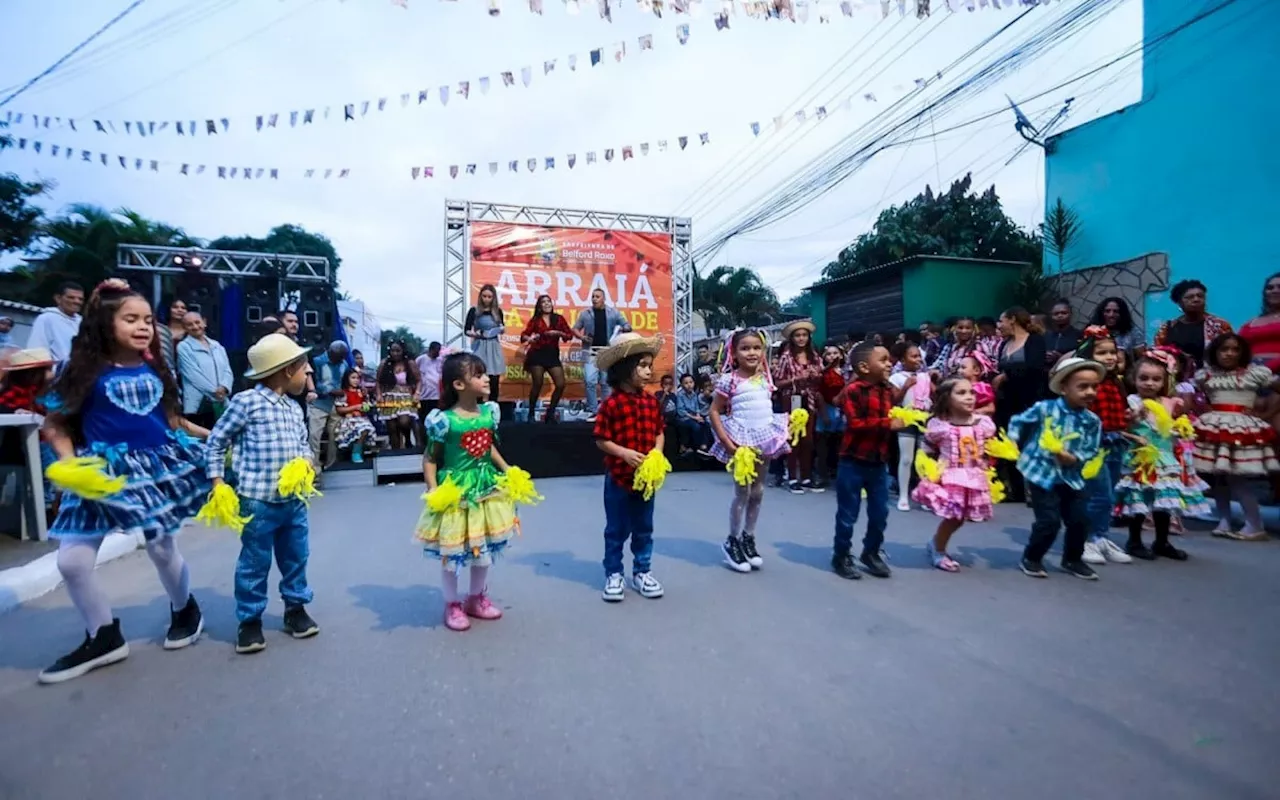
[1009,357,1105,581]
[206,334,320,654]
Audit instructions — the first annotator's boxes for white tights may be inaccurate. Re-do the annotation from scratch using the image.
[57,535,190,636]
[1213,477,1263,531]
[442,565,490,603]
[729,468,766,539]
[897,433,918,503]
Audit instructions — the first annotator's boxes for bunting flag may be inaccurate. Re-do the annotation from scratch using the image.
[384,0,1045,22]
[4,135,345,179]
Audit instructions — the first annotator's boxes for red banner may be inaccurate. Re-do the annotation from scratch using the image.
[468,222,675,402]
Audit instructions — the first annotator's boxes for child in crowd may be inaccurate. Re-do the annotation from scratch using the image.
[593,333,666,601]
[38,280,210,683]
[418,353,516,628]
[710,329,791,573]
[1077,327,1134,566]
[958,354,996,416]
[1193,334,1280,540]
[335,368,377,463]
[913,378,997,572]
[1114,350,1209,559]
[1010,357,1104,581]
[0,348,58,509]
[675,372,712,456]
[207,334,320,653]
[774,321,822,494]
[830,342,903,580]
[888,341,931,511]
[814,343,847,488]
[654,373,678,426]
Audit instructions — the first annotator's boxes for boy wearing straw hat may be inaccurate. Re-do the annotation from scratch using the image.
[206,334,321,654]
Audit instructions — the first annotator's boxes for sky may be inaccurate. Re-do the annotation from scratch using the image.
[0,0,1142,338]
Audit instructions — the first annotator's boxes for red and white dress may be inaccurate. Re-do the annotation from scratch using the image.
[1192,365,1279,476]
[912,416,997,522]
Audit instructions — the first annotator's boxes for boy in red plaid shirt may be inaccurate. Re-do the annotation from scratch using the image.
[832,342,905,580]
[592,333,666,603]
[1079,327,1136,565]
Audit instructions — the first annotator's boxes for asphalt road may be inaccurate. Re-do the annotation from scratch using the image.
[1,473,1277,800]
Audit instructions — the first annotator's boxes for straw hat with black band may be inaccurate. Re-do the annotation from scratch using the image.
[780,319,816,341]
[1048,356,1106,396]
[595,332,664,372]
[1,348,54,372]
[244,334,312,381]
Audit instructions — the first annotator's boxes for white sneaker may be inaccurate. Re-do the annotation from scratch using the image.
[897,498,911,512]
[1082,541,1106,565]
[1095,537,1132,564]
[630,572,664,599]
[602,572,625,602]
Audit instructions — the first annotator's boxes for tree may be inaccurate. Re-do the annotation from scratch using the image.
[0,122,50,254]
[782,290,813,317]
[693,265,782,335]
[821,174,1042,280]
[380,325,426,357]
[1040,198,1082,273]
[211,224,343,287]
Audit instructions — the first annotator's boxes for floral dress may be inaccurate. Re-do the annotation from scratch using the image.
[1192,365,1279,476]
[415,402,518,570]
[1114,397,1210,518]
[912,416,996,522]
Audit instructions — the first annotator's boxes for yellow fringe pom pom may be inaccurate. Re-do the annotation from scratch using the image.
[632,450,672,501]
[1038,420,1080,454]
[726,446,760,486]
[984,429,1020,461]
[277,457,321,503]
[496,465,544,506]
[914,447,942,483]
[1172,414,1196,440]
[788,408,810,446]
[1131,443,1160,469]
[987,468,1007,504]
[45,457,126,500]
[1081,449,1107,480]
[1143,399,1175,437]
[889,406,929,432]
[424,476,464,513]
[196,483,254,534]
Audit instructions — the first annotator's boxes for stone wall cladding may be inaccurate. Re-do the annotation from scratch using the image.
[1049,252,1170,330]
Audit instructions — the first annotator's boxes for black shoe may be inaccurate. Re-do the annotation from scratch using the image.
[740,533,764,569]
[860,550,892,578]
[831,552,862,580]
[38,619,129,684]
[236,619,267,654]
[788,480,805,495]
[1125,541,1155,561]
[1061,560,1099,581]
[722,537,752,573]
[1152,540,1188,561]
[1020,557,1048,578]
[163,594,204,650]
[283,605,320,639]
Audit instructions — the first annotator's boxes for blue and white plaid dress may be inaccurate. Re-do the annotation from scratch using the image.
[49,364,209,542]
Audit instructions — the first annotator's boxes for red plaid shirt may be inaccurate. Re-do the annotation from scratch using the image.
[840,379,893,462]
[819,366,846,405]
[593,389,664,489]
[1092,378,1128,432]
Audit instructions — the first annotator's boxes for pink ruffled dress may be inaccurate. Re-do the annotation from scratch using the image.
[911,416,997,522]
[710,371,791,462]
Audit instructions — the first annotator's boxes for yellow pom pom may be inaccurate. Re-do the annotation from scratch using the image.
[1131,443,1160,469]
[787,408,810,446]
[196,483,254,534]
[987,468,1007,504]
[1038,419,1080,454]
[1173,414,1196,440]
[726,446,760,486]
[1081,449,1107,480]
[1143,399,1174,437]
[496,465,544,506]
[424,476,464,513]
[45,457,126,500]
[913,447,942,483]
[277,457,321,503]
[632,449,672,501]
[889,406,929,432]
[984,429,1020,461]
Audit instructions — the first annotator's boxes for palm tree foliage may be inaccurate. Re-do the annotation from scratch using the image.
[693,265,783,335]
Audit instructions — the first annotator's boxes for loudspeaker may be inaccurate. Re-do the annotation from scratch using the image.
[175,274,220,333]
[291,282,334,348]
[242,279,278,326]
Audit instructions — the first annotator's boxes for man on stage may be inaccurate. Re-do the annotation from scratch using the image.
[574,288,631,420]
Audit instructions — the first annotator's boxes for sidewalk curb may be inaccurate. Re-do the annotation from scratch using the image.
[0,532,144,615]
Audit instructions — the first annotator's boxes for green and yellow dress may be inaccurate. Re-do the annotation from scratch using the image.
[415,402,518,570]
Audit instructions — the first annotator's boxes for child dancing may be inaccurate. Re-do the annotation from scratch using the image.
[206,334,321,654]
[710,329,791,573]
[814,343,847,488]
[1114,349,1210,559]
[1076,326,1134,566]
[593,333,667,601]
[335,368,377,463]
[1011,357,1105,581]
[888,341,932,511]
[773,320,823,494]
[957,353,996,416]
[38,280,210,684]
[911,379,996,572]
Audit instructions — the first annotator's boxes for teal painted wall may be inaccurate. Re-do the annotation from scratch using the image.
[902,259,1023,325]
[1044,0,1280,337]
[810,288,828,344]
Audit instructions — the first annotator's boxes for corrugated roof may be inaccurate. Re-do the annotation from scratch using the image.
[805,254,1030,292]
[0,297,43,314]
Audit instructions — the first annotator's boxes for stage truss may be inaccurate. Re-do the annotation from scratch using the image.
[443,200,695,370]
[117,244,332,311]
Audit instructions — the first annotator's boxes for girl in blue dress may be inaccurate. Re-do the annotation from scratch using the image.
[38,280,212,684]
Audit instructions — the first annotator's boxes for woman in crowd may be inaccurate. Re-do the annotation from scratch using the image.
[928,315,983,376]
[519,294,580,423]
[1090,296,1146,357]
[1044,298,1082,365]
[1238,273,1280,372]
[155,296,188,374]
[993,307,1047,503]
[376,340,421,449]
[1154,280,1233,370]
[464,283,507,401]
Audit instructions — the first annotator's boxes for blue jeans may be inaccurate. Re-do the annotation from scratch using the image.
[235,498,312,622]
[677,418,711,450]
[1085,449,1125,540]
[584,358,609,412]
[833,458,889,555]
[602,476,654,576]
[1026,483,1089,564]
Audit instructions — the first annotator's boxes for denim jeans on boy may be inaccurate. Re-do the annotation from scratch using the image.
[833,458,889,556]
[235,497,313,622]
[1025,483,1089,564]
[1085,448,1125,541]
[677,418,712,450]
[602,476,654,576]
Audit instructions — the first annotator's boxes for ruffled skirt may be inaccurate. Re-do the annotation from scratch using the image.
[710,414,791,462]
[415,492,518,571]
[336,415,376,448]
[1114,459,1210,518]
[911,480,994,522]
[50,436,210,542]
[1192,411,1279,476]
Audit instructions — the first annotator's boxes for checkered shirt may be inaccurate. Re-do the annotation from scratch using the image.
[593,389,663,489]
[840,379,893,463]
[1008,398,1101,492]
[1091,377,1129,433]
[206,385,311,502]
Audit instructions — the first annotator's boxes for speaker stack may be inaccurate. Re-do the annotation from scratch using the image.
[175,273,221,333]
[291,282,334,348]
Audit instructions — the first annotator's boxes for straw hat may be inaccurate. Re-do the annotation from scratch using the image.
[595,332,663,371]
[1,348,54,372]
[780,319,816,340]
[244,334,311,380]
[1048,356,1105,396]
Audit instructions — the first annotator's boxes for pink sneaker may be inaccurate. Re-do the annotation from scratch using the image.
[443,602,471,631]
[464,593,503,621]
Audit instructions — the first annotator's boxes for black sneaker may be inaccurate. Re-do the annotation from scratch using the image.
[283,605,320,639]
[1020,557,1048,578]
[1061,560,1099,581]
[740,533,764,569]
[163,594,204,650]
[831,552,862,580]
[788,480,805,495]
[1152,541,1189,561]
[38,619,129,684]
[860,550,892,578]
[236,619,267,654]
[722,537,752,573]
[1125,542,1155,561]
